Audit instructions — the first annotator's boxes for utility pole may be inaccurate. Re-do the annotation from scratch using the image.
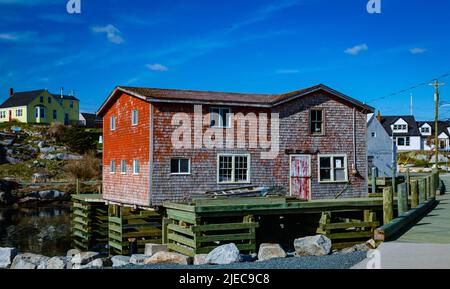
[431,80,445,169]
[410,93,413,116]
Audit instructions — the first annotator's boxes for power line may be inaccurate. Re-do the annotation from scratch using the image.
[366,71,450,105]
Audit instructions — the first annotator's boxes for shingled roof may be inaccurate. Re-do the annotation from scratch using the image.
[0,89,79,109]
[97,84,374,116]
[379,115,421,137]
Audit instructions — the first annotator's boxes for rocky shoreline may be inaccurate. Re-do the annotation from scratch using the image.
[0,235,375,269]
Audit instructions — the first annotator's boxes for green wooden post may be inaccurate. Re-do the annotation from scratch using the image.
[383,186,394,225]
[371,167,377,194]
[162,217,169,244]
[76,178,80,194]
[419,178,427,204]
[411,180,419,208]
[397,183,408,216]
[430,173,436,199]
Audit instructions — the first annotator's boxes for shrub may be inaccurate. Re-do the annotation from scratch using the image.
[64,151,102,180]
[62,125,97,154]
[47,122,67,142]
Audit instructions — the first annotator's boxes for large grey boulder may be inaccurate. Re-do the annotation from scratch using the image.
[0,247,19,269]
[10,253,50,269]
[294,235,332,256]
[111,255,131,267]
[73,258,103,269]
[38,256,68,269]
[257,243,287,261]
[38,190,65,199]
[56,153,82,161]
[144,243,168,256]
[6,156,20,164]
[39,146,56,154]
[40,154,58,160]
[70,251,101,266]
[144,251,190,265]
[130,254,148,265]
[205,243,240,265]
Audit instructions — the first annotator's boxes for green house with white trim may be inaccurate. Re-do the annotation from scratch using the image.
[0,88,79,124]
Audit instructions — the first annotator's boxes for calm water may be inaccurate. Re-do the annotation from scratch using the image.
[0,205,72,256]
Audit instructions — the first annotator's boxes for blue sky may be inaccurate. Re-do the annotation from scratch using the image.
[1,0,450,120]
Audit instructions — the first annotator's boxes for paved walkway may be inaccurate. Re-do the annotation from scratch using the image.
[353,194,450,269]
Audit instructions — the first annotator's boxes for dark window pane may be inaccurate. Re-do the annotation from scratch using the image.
[320,169,331,181]
[320,157,331,168]
[170,159,179,173]
[180,159,189,173]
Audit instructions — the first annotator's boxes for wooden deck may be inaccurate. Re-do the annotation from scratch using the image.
[396,194,450,243]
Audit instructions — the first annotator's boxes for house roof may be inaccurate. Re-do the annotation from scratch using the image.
[0,89,78,109]
[0,89,46,108]
[379,115,421,137]
[417,121,450,138]
[97,84,374,116]
[80,112,99,121]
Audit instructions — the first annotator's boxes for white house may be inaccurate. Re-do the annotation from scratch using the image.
[367,113,396,177]
[418,121,450,151]
[380,115,422,151]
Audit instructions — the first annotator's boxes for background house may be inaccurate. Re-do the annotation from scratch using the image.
[0,88,79,125]
[379,115,422,151]
[367,112,396,177]
[79,112,103,128]
[418,121,450,151]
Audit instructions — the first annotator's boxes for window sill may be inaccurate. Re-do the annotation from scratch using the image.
[120,172,126,175]
[171,173,191,176]
[318,180,349,184]
[217,181,251,185]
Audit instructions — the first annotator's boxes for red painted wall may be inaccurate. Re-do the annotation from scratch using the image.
[102,92,150,206]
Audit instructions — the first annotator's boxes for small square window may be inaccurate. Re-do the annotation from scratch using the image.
[170,158,190,174]
[210,107,231,128]
[371,132,376,137]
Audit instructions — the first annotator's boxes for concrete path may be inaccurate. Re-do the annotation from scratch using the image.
[353,194,450,269]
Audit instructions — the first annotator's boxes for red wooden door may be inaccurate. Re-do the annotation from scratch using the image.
[8,110,12,121]
[290,155,311,200]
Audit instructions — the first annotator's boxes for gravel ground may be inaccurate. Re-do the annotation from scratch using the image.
[119,251,367,269]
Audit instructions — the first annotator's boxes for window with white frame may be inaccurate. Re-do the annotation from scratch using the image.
[210,107,231,128]
[35,107,46,119]
[110,115,116,131]
[396,137,410,146]
[421,127,430,133]
[310,109,324,134]
[133,160,140,174]
[132,109,139,126]
[120,160,126,174]
[318,155,348,183]
[0,111,5,118]
[170,158,190,175]
[15,109,22,117]
[110,160,116,173]
[393,124,407,131]
[371,132,376,137]
[217,154,250,183]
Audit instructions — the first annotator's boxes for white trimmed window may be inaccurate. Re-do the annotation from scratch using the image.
[132,109,139,126]
[110,160,116,173]
[110,115,116,131]
[133,160,140,174]
[0,111,5,118]
[120,160,126,174]
[210,107,231,128]
[318,154,348,183]
[170,158,190,175]
[15,109,22,117]
[217,154,250,184]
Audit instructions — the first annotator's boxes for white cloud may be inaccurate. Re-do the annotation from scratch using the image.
[276,69,300,74]
[146,63,169,72]
[0,31,36,42]
[410,47,427,54]
[344,44,369,55]
[91,24,124,44]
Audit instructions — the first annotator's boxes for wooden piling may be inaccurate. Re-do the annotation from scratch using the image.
[383,186,394,225]
[419,178,427,204]
[411,180,419,209]
[430,173,436,199]
[397,183,408,216]
[425,177,430,200]
[406,168,411,195]
[371,167,377,194]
